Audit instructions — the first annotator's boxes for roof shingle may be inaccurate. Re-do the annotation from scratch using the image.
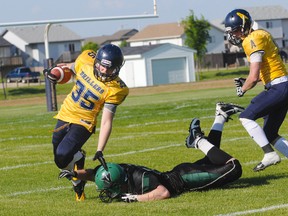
[244,5,288,20]
[127,22,184,42]
[4,25,81,44]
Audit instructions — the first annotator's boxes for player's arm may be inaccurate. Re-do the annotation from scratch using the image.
[75,169,96,181]
[234,51,263,96]
[94,107,115,156]
[241,61,261,92]
[121,185,170,202]
[93,103,118,163]
[137,185,170,201]
[59,168,96,181]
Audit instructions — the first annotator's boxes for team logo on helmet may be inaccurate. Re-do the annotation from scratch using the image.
[236,12,248,26]
[101,172,112,184]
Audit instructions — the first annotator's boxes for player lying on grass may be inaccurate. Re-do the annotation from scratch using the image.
[59,102,244,202]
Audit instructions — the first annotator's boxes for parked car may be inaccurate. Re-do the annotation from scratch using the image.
[6,67,41,83]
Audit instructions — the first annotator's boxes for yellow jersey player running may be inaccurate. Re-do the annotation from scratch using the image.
[225,9,288,172]
[44,44,129,201]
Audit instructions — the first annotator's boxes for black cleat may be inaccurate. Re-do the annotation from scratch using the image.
[185,118,204,148]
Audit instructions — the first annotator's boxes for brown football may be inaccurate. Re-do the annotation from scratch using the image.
[50,66,72,84]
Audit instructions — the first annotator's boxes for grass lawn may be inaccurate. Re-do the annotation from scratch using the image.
[1,68,288,215]
[0,77,288,216]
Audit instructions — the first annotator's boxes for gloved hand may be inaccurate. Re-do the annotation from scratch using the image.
[93,151,103,161]
[93,151,108,171]
[234,77,246,87]
[121,194,138,203]
[234,78,246,97]
[43,67,57,84]
[58,170,77,180]
[236,87,245,97]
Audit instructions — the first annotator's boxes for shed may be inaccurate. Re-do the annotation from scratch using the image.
[120,43,196,88]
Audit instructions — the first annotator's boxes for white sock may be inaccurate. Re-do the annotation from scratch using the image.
[211,115,226,132]
[274,137,288,157]
[64,151,83,170]
[197,138,214,155]
[240,118,269,147]
[62,151,83,186]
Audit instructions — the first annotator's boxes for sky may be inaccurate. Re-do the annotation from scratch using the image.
[0,0,287,38]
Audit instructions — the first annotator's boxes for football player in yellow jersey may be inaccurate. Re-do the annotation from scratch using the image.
[44,44,129,201]
[225,9,288,172]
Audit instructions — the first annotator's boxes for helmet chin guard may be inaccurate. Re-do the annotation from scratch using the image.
[226,33,243,46]
[98,190,114,203]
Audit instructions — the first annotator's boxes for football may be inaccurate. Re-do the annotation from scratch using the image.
[50,66,73,84]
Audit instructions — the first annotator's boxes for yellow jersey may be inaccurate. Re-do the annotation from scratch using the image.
[55,50,129,132]
[242,29,287,85]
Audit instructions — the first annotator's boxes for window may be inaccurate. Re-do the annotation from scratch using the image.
[207,36,215,43]
[68,43,75,52]
[266,21,273,29]
[0,47,10,57]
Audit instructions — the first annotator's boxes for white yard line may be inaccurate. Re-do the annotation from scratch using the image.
[2,142,288,215]
[5,183,95,197]
[0,143,182,171]
[215,204,288,216]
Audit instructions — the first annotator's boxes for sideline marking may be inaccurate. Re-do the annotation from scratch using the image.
[5,183,95,197]
[215,204,288,216]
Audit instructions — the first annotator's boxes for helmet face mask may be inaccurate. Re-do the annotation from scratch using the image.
[225,9,252,46]
[94,44,124,82]
[95,163,127,203]
[226,30,243,46]
[98,189,118,203]
[94,62,120,82]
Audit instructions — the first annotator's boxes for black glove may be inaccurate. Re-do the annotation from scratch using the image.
[93,151,103,161]
[234,77,246,88]
[43,67,57,84]
[234,78,246,97]
[58,170,77,180]
[121,194,138,203]
[93,151,108,171]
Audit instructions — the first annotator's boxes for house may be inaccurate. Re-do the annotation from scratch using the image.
[207,19,226,54]
[1,25,82,67]
[120,43,196,88]
[245,5,288,50]
[127,22,185,47]
[127,22,225,54]
[83,29,138,47]
[0,36,22,67]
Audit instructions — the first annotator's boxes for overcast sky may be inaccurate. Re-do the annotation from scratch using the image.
[0,0,287,38]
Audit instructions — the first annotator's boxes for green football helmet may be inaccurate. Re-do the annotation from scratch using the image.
[95,163,127,202]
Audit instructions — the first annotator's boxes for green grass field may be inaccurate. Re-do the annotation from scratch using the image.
[1,81,288,216]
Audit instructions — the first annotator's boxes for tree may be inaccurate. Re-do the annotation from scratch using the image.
[119,40,128,48]
[81,42,99,52]
[181,10,210,77]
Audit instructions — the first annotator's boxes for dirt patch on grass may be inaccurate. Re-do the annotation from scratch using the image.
[0,79,234,107]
